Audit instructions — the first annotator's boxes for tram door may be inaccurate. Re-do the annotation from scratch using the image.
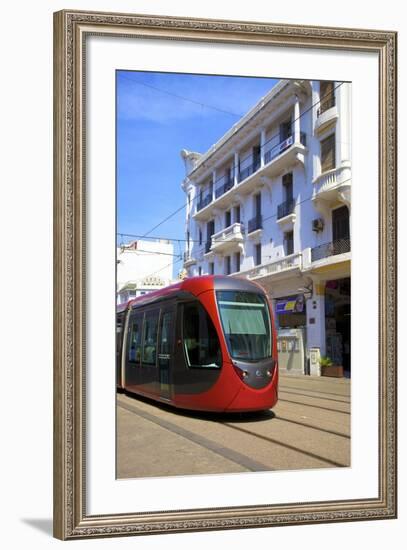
[158,306,175,400]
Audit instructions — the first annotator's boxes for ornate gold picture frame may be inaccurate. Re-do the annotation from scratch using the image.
[53,9,397,540]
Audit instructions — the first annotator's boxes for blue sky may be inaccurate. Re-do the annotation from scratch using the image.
[116,71,279,276]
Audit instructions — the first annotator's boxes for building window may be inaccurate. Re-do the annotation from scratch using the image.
[198,266,202,276]
[254,243,262,266]
[320,133,336,172]
[319,81,335,114]
[284,231,294,256]
[225,210,231,228]
[225,256,231,275]
[282,172,293,201]
[209,262,214,275]
[234,252,241,272]
[280,119,292,142]
[253,144,261,170]
[198,228,202,245]
[234,204,241,224]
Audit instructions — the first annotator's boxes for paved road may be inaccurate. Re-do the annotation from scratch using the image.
[116,373,350,479]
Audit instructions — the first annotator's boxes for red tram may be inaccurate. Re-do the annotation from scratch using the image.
[116,275,278,412]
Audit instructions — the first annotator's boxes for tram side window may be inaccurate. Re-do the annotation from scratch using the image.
[128,314,142,364]
[116,312,125,355]
[183,302,221,368]
[160,312,173,355]
[142,311,159,365]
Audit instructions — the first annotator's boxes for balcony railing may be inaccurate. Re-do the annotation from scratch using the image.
[211,222,244,251]
[263,132,306,166]
[238,159,261,183]
[277,198,296,220]
[197,194,212,212]
[317,95,336,117]
[311,238,350,262]
[247,215,263,233]
[239,253,302,280]
[215,176,234,199]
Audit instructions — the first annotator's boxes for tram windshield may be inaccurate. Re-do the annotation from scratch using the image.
[216,290,272,361]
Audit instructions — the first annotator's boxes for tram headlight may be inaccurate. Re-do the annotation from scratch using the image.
[233,363,249,381]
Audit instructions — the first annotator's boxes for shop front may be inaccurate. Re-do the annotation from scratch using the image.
[324,277,351,377]
[275,294,307,375]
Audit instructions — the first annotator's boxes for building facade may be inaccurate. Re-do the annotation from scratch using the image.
[117,239,175,304]
[181,79,351,377]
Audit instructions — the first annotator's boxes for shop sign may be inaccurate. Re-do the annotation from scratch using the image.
[276,294,305,314]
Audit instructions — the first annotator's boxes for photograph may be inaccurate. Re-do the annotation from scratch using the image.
[52,7,397,540]
[115,72,352,479]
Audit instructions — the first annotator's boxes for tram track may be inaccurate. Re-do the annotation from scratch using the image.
[117,399,273,472]
[278,388,351,405]
[279,383,351,399]
[277,397,351,415]
[117,392,350,473]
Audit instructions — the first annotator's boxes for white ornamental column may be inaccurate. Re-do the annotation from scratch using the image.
[233,151,239,186]
[260,128,266,167]
[294,95,300,143]
[212,169,216,200]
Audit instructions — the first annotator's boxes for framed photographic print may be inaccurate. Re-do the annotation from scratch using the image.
[53,9,397,540]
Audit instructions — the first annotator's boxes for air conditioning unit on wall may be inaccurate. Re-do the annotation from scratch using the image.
[312,218,324,232]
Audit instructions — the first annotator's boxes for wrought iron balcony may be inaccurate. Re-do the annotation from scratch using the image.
[197,194,212,212]
[277,198,296,220]
[317,94,336,117]
[238,159,261,183]
[247,215,263,234]
[215,176,234,198]
[311,238,350,262]
[263,132,306,166]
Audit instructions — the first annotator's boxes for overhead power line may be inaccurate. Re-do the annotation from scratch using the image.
[133,82,345,239]
[119,73,243,118]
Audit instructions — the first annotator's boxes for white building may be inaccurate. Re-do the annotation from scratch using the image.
[117,239,175,304]
[181,79,351,377]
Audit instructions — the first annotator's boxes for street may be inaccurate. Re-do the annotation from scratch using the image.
[116,373,350,479]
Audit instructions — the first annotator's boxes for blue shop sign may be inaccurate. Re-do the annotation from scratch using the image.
[276,295,305,314]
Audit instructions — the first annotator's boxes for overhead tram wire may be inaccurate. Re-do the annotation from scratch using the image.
[129,82,345,242]
[119,73,244,118]
[117,232,201,244]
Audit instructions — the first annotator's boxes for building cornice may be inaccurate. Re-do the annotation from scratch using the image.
[184,79,311,182]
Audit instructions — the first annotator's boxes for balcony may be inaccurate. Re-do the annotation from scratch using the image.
[183,251,197,268]
[317,95,336,117]
[315,96,338,135]
[237,253,302,282]
[264,132,306,165]
[215,175,234,199]
[197,193,212,212]
[312,166,351,210]
[210,223,244,253]
[247,215,263,236]
[311,238,351,262]
[238,159,260,183]
[193,132,307,221]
